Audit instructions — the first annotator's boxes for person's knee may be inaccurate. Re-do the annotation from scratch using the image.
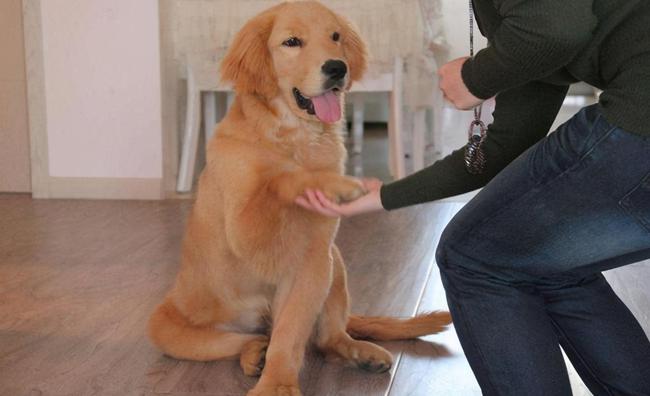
[435,216,504,281]
[435,219,464,273]
[437,216,564,287]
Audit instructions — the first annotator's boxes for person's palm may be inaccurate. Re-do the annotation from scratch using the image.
[295,178,384,217]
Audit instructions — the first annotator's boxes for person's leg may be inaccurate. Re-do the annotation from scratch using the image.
[436,104,650,395]
[437,254,575,395]
[542,273,650,395]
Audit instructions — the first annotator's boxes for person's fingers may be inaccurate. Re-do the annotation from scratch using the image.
[305,189,322,211]
[297,194,331,215]
[315,190,345,213]
[314,190,335,206]
[316,191,357,217]
[306,189,339,217]
[295,195,311,209]
[306,189,323,209]
[314,200,342,217]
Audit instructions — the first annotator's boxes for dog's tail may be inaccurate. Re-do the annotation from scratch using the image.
[346,311,452,341]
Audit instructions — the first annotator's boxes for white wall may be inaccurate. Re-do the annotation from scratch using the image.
[440,0,488,63]
[40,0,162,179]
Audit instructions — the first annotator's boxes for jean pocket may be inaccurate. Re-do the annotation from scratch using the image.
[620,172,650,234]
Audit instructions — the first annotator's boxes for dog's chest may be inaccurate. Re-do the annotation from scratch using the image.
[284,129,345,172]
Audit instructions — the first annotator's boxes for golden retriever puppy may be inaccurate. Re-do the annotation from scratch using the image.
[148,1,451,395]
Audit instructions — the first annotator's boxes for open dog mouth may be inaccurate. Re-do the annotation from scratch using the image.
[293,87,342,124]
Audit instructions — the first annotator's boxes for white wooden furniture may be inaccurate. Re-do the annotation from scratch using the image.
[176,62,232,192]
[176,57,410,193]
[350,62,431,177]
[348,57,407,180]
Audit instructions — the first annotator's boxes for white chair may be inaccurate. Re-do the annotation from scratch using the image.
[350,59,434,177]
[176,57,410,192]
[176,61,232,192]
[348,57,407,179]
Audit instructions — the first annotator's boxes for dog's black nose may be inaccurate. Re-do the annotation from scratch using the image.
[322,59,347,80]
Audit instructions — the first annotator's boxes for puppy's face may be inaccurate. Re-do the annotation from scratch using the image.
[269,4,366,124]
[221,1,368,125]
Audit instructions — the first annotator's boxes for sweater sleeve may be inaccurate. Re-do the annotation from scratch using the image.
[462,0,595,99]
[379,81,569,210]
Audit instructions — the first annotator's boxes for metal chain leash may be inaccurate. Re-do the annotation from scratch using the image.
[464,0,487,175]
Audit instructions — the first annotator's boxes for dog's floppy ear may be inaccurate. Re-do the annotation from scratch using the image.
[220,9,278,98]
[338,16,368,85]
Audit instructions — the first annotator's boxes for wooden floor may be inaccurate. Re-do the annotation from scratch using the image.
[0,194,481,396]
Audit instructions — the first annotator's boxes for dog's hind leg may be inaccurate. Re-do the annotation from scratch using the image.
[315,245,393,373]
[240,336,270,376]
[148,299,266,362]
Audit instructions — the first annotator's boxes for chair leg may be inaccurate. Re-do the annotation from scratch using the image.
[176,76,201,193]
[203,92,217,143]
[352,94,365,154]
[388,57,406,179]
[215,93,228,124]
[412,109,426,172]
[226,92,234,110]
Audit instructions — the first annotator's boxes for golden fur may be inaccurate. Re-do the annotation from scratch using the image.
[148,2,451,395]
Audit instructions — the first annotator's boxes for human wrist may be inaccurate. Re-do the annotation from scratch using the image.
[461,57,495,100]
[370,189,385,212]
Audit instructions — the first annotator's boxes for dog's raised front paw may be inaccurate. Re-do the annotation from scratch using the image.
[321,176,366,203]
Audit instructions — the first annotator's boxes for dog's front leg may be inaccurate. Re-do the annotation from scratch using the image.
[269,169,366,205]
[247,244,333,396]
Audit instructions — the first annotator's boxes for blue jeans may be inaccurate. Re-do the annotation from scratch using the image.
[436,104,650,395]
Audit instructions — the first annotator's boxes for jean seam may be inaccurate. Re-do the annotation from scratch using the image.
[578,125,618,161]
[547,315,615,396]
[465,125,618,239]
[438,248,501,396]
[618,172,650,234]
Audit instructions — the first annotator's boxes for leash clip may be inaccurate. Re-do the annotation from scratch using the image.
[465,119,487,175]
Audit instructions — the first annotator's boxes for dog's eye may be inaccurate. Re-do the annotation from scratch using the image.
[282,37,302,48]
[332,32,340,42]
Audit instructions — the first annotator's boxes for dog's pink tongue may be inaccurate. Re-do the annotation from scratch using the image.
[311,91,341,124]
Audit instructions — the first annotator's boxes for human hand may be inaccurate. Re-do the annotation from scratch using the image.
[295,178,384,218]
[438,57,484,110]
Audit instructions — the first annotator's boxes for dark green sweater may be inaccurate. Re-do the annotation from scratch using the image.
[380,0,650,211]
